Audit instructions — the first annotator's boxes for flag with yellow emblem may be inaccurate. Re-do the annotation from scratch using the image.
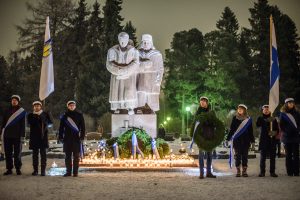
[39,16,54,101]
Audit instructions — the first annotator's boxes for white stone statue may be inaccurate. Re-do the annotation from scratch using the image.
[137,34,164,112]
[106,32,139,115]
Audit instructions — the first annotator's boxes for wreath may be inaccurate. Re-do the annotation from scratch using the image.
[190,111,225,151]
[107,128,170,158]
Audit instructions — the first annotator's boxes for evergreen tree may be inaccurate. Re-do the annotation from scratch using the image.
[0,55,10,113]
[271,6,300,101]
[164,28,207,116]
[54,0,89,110]
[123,21,137,46]
[102,0,124,50]
[247,0,300,105]
[248,0,272,105]
[216,7,239,37]
[77,0,110,118]
[16,0,75,53]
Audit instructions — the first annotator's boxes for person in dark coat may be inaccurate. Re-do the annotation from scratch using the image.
[195,96,216,179]
[279,98,300,176]
[27,101,53,176]
[59,101,85,177]
[227,104,254,177]
[256,105,279,177]
[1,95,26,175]
[157,124,166,139]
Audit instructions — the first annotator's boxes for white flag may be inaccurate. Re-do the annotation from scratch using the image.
[39,16,54,101]
[269,15,280,113]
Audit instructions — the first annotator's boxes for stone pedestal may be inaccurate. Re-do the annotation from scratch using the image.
[112,114,157,138]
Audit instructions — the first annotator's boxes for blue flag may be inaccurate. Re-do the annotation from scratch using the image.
[269,15,280,113]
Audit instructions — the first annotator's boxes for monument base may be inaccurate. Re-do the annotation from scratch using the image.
[112,114,157,138]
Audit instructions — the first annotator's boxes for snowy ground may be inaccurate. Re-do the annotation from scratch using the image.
[0,155,299,200]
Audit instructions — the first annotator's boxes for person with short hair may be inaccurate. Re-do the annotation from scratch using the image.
[256,105,279,177]
[27,101,52,176]
[194,96,217,179]
[59,101,85,177]
[1,95,26,175]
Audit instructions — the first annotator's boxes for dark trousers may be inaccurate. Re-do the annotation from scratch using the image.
[260,144,276,174]
[199,150,212,174]
[32,148,47,172]
[234,146,249,167]
[284,143,299,176]
[4,137,22,170]
[275,140,281,157]
[64,143,80,175]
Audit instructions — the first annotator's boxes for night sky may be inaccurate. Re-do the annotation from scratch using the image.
[0,0,299,57]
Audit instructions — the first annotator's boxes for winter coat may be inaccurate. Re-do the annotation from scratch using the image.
[256,114,279,150]
[227,115,255,150]
[59,110,85,152]
[27,111,52,149]
[280,108,300,144]
[1,106,25,139]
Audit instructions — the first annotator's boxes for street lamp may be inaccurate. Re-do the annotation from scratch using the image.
[186,106,190,135]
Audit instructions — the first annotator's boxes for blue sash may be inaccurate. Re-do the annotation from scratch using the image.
[229,117,252,168]
[280,112,297,129]
[61,115,80,135]
[1,108,26,154]
[61,115,84,158]
[189,121,200,150]
[2,108,26,133]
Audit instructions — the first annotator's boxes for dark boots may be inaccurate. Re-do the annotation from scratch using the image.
[199,172,204,179]
[236,166,241,177]
[242,167,248,177]
[206,172,217,178]
[41,165,46,176]
[3,169,12,175]
[32,167,38,176]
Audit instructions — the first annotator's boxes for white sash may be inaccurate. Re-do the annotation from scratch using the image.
[66,117,79,133]
[1,108,25,153]
[231,117,251,140]
[1,108,25,137]
[229,117,252,168]
[285,113,298,129]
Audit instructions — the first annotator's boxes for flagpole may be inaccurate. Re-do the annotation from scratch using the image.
[270,15,273,133]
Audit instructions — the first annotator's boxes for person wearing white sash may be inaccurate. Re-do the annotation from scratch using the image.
[59,101,85,177]
[27,101,53,176]
[1,95,26,175]
[226,104,254,177]
[279,98,300,176]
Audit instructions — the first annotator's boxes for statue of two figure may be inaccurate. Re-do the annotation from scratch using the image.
[106,32,164,115]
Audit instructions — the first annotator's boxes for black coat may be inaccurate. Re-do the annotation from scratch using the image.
[1,106,25,139]
[256,114,279,150]
[27,111,52,149]
[227,115,255,150]
[280,109,300,144]
[59,110,85,151]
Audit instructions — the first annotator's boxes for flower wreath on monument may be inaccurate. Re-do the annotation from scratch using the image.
[190,111,225,151]
[106,128,169,159]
